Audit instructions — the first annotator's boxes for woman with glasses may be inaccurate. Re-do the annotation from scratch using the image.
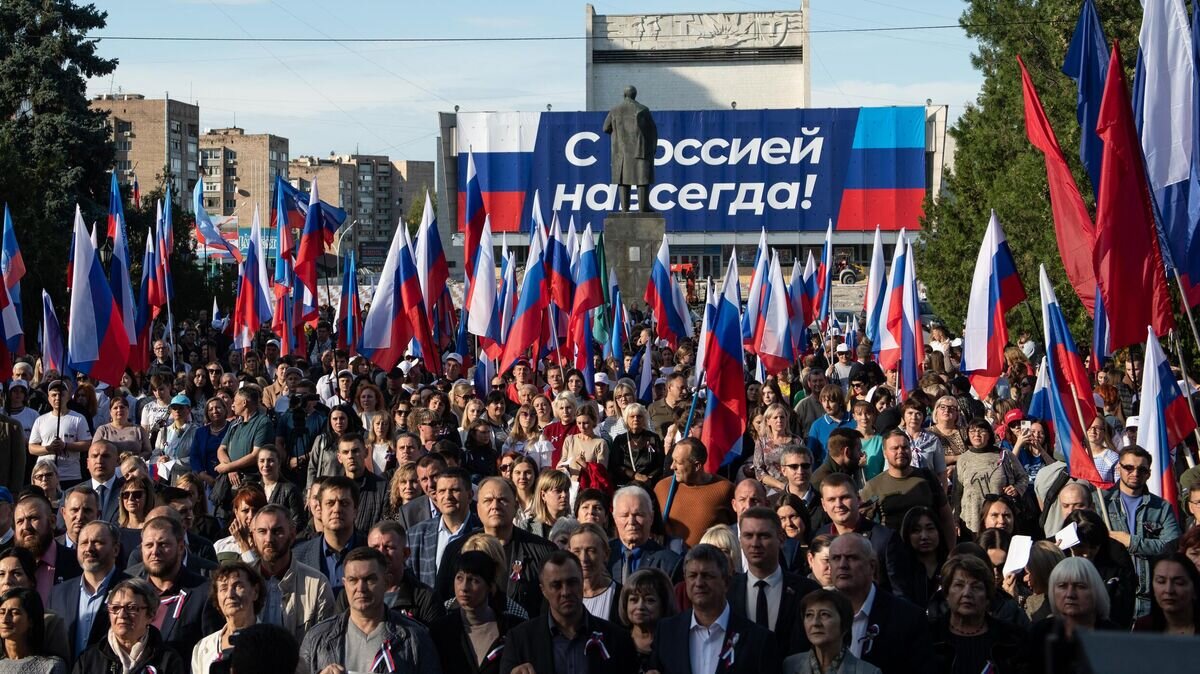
[610,403,664,488]
[29,462,61,514]
[391,401,413,434]
[116,475,157,558]
[191,562,264,674]
[76,578,185,674]
[1084,415,1120,485]
[953,418,1028,538]
[0,587,65,674]
[930,395,967,468]
[604,381,637,442]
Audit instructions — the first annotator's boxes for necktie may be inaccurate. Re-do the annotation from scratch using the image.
[622,552,631,583]
[96,484,107,515]
[755,579,769,628]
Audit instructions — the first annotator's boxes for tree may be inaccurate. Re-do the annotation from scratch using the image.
[918,0,1142,342]
[0,0,116,329]
[404,187,435,233]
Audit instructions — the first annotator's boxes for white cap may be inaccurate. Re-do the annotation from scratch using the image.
[1125,415,1140,428]
[835,343,850,353]
[594,373,611,387]
[443,352,463,364]
[950,338,964,348]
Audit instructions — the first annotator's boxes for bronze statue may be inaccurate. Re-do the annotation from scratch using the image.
[603,85,658,212]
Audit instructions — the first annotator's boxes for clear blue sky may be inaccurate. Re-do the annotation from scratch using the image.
[87,0,983,161]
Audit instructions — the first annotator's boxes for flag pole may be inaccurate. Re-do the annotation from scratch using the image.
[1068,382,1111,527]
[1168,329,1200,469]
[1170,267,1200,360]
[1021,299,1043,343]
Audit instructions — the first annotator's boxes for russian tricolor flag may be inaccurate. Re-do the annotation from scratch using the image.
[1136,326,1197,509]
[700,253,747,473]
[546,213,574,312]
[570,223,604,376]
[815,222,834,329]
[336,251,362,355]
[876,230,923,397]
[66,205,129,385]
[742,228,770,353]
[1,205,24,355]
[692,277,717,388]
[963,211,1027,397]
[39,290,66,376]
[232,206,273,350]
[463,150,487,287]
[414,191,449,327]
[864,225,886,347]
[757,250,794,376]
[501,223,549,372]
[644,235,694,349]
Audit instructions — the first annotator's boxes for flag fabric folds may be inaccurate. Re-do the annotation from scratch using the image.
[963,211,1027,398]
[1,205,24,355]
[414,191,449,327]
[109,193,136,348]
[501,227,549,372]
[40,290,65,376]
[815,222,834,330]
[756,250,794,376]
[742,229,769,352]
[1094,42,1175,350]
[1062,0,1110,197]
[864,225,886,348]
[876,230,923,397]
[700,253,747,473]
[191,179,244,264]
[66,205,129,385]
[1136,326,1197,507]
[644,235,693,349]
[231,207,273,350]
[336,252,362,356]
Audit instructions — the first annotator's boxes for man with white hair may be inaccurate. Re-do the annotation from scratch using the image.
[608,485,681,583]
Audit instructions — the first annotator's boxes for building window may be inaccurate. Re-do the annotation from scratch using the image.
[224,199,236,209]
[170,139,181,150]
[170,158,181,173]
[205,198,219,208]
[204,182,220,192]
[115,120,132,134]
[170,120,181,133]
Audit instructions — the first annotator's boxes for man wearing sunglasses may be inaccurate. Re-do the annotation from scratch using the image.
[1103,445,1181,618]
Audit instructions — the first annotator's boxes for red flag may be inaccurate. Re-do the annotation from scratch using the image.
[1018,56,1096,316]
[1093,42,1174,350]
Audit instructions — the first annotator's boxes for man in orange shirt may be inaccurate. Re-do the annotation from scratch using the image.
[653,438,735,547]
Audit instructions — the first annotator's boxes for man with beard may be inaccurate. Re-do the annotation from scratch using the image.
[57,488,97,552]
[250,504,336,643]
[49,520,129,661]
[14,492,81,603]
[293,476,366,595]
[125,514,211,657]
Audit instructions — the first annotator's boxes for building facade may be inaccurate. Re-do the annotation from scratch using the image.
[199,127,290,220]
[90,93,200,210]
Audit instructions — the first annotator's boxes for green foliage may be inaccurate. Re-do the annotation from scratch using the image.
[0,0,116,329]
[918,0,1143,342]
[405,188,435,233]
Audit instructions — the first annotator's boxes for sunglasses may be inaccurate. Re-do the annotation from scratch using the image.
[121,491,145,500]
[499,463,514,471]
[1119,464,1151,476]
[783,463,812,471]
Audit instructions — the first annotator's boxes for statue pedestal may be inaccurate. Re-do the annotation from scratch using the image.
[604,212,665,313]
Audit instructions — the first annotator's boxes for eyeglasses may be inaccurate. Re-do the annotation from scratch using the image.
[499,463,514,472]
[393,409,410,415]
[107,604,148,616]
[783,463,812,471]
[207,368,221,374]
[121,491,145,500]
[1119,464,1151,476]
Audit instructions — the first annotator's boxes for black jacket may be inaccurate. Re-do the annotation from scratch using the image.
[859,586,935,674]
[726,570,820,655]
[123,564,213,658]
[430,605,525,674]
[650,606,782,674]
[336,567,445,626]
[70,625,185,674]
[351,471,389,533]
[813,518,902,593]
[48,541,84,585]
[437,527,556,618]
[930,615,1028,674]
[499,612,638,674]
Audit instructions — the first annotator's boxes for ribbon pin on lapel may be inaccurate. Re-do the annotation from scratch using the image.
[371,639,396,673]
[585,631,611,661]
[510,560,523,582]
[719,632,739,667]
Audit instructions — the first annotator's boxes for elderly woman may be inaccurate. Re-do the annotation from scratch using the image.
[619,568,677,670]
[899,399,948,489]
[0,587,66,674]
[153,394,197,465]
[783,589,880,674]
[929,395,967,466]
[214,484,267,563]
[75,578,184,674]
[573,489,613,535]
[930,555,1026,674]
[29,462,62,513]
[1027,557,1117,674]
[429,550,525,674]
[610,403,665,487]
[191,562,264,674]
[954,418,1029,537]
[94,396,152,459]
[1133,553,1200,635]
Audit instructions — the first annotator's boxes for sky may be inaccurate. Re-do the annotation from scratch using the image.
[86,0,984,161]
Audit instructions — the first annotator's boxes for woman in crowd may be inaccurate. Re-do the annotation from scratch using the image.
[808,534,836,589]
[782,589,879,674]
[70,383,98,434]
[4,382,38,440]
[510,456,539,528]
[458,399,487,445]
[525,469,571,539]
[0,587,65,674]
[852,399,884,480]
[541,394,578,467]
[954,419,1028,538]
[117,475,157,556]
[930,395,967,468]
[1027,557,1118,674]
[94,396,152,459]
[354,382,386,441]
[894,506,948,608]
[699,525,741,575]
[757,381,785,419]
[751,403,801,491]
[153,395,197,464]
[429,551,525,674]
[531,394,555,429]
[610,403,665,487]
[191,562,265,674]
[29,462,61,513]
[184,366,214,418]
[565,369,589,401]
[1133,553,1199,634]
[177,472,223,542]
[1006,540,1065,624]
[774,493,812,573]
[899,399,947,488]
[977,494,1018,537]
[557,404,608,483]
[257,445,304,530]
[502,405,553,468]
[574,488,613,535]
[930,555,1025,674]
[1084,415,1120,485]
[605,381,638,442]
[1011,419,1051,481]
[188,397,231,487]
[462,420,499,478]
[806,386,855,465]
[307,404,362,488]
[977,528,1012,587]
[619,568,677,671]
[138,376,174,432]
[1063,509,1137,628]
[214,485,267,563]
[366,412,396,477]
[75,578,184,674]
[452,534,529,619]
[384,462,421,522]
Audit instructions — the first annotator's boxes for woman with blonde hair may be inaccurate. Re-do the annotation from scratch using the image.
[751,402,803,490]
[525,469,571,539]
[383,461,421,521]
[699,524,742,574]
[503,405,554,468]
[366,411,396,477]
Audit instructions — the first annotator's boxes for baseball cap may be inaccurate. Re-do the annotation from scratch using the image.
[835,343,850,353]
[443,352,463,364]
[1125,415,1140,428]
[594,373,611,387]
[336,369,353,379]
[46,380,68,393]
[7,380,28,391]
[169,394,192,409]
[266,339,281,349]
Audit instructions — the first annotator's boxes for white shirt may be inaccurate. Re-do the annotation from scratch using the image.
[90,474,118,515]
[746,565,784,630]
[849,583,878,658]
[582,582,617,620]
[29,411,91,480]
[689,602,731,674]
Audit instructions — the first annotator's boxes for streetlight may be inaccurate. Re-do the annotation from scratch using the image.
[334,220,358,259]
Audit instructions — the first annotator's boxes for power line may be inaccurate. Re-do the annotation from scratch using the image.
[93,19,1071,43]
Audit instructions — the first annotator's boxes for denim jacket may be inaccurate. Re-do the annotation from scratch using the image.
[1103,487,1181,617]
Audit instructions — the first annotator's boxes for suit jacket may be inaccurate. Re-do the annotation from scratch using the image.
[124,563,214,658]
[498,612,638,674]
[0,412,24,494]
[407,512,482,588]
[435,527,556,618]
[859,586,934,674]
[607,538,683,583]
[293,530,367,588]
[651,606,782,674]
[400,494,435,529]
[47,569,130,660]
[814,519,902,593]
[48,541,83,584]
[727,570,820,654]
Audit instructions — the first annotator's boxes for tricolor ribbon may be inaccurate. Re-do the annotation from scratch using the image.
[509,560,523,582]
[719,632,739,667]
[860,624,880,655]
[485,645,504,663]
[585,631,611,661]
[146,667,158,674]
[371,639,396,673]
[173,589,188,619]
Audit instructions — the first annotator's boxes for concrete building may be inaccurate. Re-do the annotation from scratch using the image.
[288,155,435,267]
[199,127,289,220]
[90,93,200,209]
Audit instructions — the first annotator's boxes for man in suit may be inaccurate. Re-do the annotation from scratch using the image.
[406,467,480,588]
[126,515,212,659]
[49,520,128,663]
[828,533,932,674]
[609,485,682,583]
[15,491,82,604]
[57,488,97,551]
[650,543,781,674]
[813,473,902,592]
[399,453,444,530]
[83,440,123,523]
[730,507,819,655]
[436,476,554,618]
[499,549,638,674]
[293,476,366,595]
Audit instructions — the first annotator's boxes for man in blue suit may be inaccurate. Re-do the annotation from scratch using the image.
[608,485,682,583]
[49,520,128,664]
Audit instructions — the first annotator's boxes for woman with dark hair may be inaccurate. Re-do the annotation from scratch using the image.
[184,367,214,419]
[1063,509,1138,628]
[774,492,812,573]
[977,527,1012,587]
[509,455,539,528]
[0,549,68,665]
[976,494,1018,537]
[783,589,879,674]
[930,555,1026,674]
[257,445,304,530]
[953,418,1028,538]
[94,396,152,459]
[214,484,268,562]
[191,562,265,674]
[893,506,949,608]
[574,488,613,535]
[306,404,362,489]
[428,551,524,674]
[70,383,98,434]
[1177,525,1200,572]
[187,397,231,487]
[618,568,677,670]
[0,587,65,673]
[1133,553,1199,634]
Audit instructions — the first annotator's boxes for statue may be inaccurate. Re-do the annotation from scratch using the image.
[603,85,658,212]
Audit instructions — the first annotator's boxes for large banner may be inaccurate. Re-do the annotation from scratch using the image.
[455,107,926,234]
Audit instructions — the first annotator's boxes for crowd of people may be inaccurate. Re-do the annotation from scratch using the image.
[0,312,1193,674]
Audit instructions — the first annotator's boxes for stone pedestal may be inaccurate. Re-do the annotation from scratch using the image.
[604,212,665,312]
